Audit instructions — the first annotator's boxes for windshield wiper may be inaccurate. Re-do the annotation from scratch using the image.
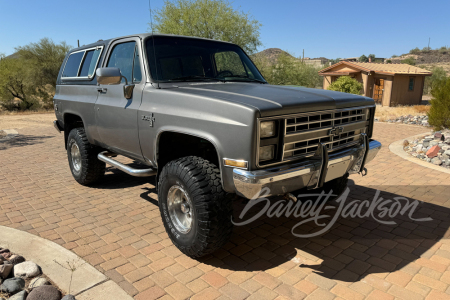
[169,75,224,82]
[223,75,266,83]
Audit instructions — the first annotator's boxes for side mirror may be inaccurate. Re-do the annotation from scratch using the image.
[96,67,122,85]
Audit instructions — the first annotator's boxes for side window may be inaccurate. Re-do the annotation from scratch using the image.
[62,52,84,77]
[215,51,247,77]
[408,77,415,91]
[107,42,136,83]
[79,48,102,77]
[132,46,142,83]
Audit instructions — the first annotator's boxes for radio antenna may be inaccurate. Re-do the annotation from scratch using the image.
[149,0,160,88]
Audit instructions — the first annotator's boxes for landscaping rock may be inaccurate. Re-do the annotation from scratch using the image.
[29,277,50,289]
[0,264,12,279]
[0,249,11,260]
[426,145,441,158]
[9,290,27,300]
[13,261,40,278]
[26,285,61,300]
[0,277,25,294]
[62,295,76,300]
[432,157,442,165]
[8,255,25,265]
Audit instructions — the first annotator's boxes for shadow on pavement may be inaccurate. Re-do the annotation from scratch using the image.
[199,183,449,282]
[0,134,54,150]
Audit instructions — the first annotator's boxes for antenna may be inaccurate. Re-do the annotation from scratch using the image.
[149,0,160,88]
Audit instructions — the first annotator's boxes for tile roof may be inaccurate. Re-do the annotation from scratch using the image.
[319,61,432,75]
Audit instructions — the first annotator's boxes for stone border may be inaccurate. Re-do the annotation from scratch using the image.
[0,225,133,299]
[0,129,19,141]
[389,132,450,175]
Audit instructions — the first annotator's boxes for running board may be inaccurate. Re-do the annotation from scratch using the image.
[98,151,156,177]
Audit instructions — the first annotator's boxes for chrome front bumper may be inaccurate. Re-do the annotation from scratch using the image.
[233,137,382,199]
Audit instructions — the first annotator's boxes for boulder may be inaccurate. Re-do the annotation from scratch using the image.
[9,290,27,300]
[8,255,25,265]
[426,145,441,158]
[0,264,12,279]
[26,285,61,300]
[62,295,76,300]
[430,141,439,146]
[13,261,40,278]
[0,277,25,294]
[29,277,50,289]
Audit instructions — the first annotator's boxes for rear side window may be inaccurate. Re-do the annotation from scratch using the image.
[62,47,103,79]
[79,48,102,77]
[62,52,84,77]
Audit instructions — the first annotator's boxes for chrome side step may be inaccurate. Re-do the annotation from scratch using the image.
[98,151,156,177]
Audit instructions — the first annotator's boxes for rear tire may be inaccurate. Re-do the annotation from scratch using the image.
[67,128,105,185]
[158,156,233,258]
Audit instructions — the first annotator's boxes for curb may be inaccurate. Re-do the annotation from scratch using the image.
[389,132,450,175]
[0,226,133,299]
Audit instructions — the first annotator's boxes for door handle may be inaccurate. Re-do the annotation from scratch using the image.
[97,88,107,93]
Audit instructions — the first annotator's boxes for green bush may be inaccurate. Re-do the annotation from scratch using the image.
[358,55,368,62]
[410,47,420,54]
[327,76,363,95]
[402,57,416,66]
[423,66,447,95]
[386,59,392,63]
[428,77,450,130]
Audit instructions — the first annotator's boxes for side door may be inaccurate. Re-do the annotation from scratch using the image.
[94,38,145,160]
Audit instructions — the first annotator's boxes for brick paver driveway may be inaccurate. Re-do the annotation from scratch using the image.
[1,121,450,300]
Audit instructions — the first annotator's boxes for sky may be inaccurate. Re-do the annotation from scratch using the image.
[1,0,449,59]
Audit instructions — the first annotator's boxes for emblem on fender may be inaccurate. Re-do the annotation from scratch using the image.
[142,113,156,127]
[328,126,344,137]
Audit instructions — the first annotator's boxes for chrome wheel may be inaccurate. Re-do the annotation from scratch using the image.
[70,142,82,172]
[167,185,193,234]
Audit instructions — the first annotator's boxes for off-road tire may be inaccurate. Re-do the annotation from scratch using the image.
[158,156,233,258]
[320,173,349,201]
[67,127,105,185]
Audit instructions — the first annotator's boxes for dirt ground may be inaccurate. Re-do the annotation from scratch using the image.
[0,112,55,130]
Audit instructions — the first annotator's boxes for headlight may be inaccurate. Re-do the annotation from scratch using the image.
[260,121,275,138]
[259,145,275,162]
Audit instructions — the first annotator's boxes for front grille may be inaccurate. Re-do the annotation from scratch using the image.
[282,107,369,161]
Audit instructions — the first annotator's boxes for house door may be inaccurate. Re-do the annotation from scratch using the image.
[373,79,384,103]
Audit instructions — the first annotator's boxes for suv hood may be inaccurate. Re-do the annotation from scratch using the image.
[167,83,374,117]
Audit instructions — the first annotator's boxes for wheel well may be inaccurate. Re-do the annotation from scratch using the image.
[63,113,84,149]
[156,132,220,186]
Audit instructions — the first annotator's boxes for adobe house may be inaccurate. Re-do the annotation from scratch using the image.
[318,62,432,106]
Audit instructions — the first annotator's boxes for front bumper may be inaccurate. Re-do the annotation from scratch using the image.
[233,137,382,199]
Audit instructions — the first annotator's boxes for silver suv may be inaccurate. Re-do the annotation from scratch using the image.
[53,33,381,257]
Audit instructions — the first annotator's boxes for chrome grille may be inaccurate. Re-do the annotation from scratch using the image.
[282,107,369,161]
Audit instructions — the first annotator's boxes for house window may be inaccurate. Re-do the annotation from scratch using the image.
[408,77,415,91]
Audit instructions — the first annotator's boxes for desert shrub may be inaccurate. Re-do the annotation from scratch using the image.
[358,55,368,62]
[392,54,398,58]
[428,77,450,130]
[254,52,323,88]
[402,57,416,66]
[386,59,392,63]
[410,47,420,54]
[423,66,447,95]
[327,76,363,95]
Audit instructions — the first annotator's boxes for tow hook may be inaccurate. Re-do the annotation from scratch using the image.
[360,167,368,176]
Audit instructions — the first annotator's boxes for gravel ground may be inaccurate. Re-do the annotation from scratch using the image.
[0,113,55,130]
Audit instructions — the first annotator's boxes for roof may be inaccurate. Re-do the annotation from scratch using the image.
[319,61,432,75]
[69,33,235,53]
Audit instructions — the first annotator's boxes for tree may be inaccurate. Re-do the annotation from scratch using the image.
[327,76,363,95]
[368,54,376,61]
[423,66,447,95]
[401,57,416,66]
[0,38,71,111]
[151,0,262,54]
[358,55,368,62]
[253,52,322,88]
[328,58,341,65]
[428,77,450,130]
[410,47,420,54]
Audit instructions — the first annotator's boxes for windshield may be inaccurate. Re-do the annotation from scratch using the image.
[146,36,266,83]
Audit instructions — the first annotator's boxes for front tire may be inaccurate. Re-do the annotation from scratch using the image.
[158,156,233,258]
[67,128,105,185]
